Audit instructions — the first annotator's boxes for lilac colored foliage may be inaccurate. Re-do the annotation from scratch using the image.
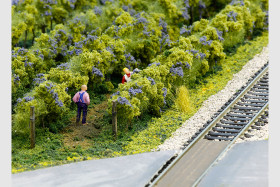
[170,66,184,77]
[215,28,224,41]
[72,17,81,24]
[67,50,74,55]
[33,49,39,55]
[199,0,206,9]
[136,17,148,25]
[143,26,150,37]
[227,11,238,22]
[134,13,141,19]
[45,11,52,16]
[57,63,70,70]
[112,91,120,96]
[24,61,33,68]
[198,0,206,18]
[180,25,192,35]
[199,53,206,59]
[17,48,28,56]
[94,6,102,15]
[182,0,190,20]
[182,8,190,20]
[147,77,155,85]
[13,74,20,83]
[148,62,160,67]
[12,0,19,6]
[190,49,199,54]
[159,33,171,50]
[87,34,98,41]
[17,98,22,103]
[162,87,167,98]
[101,0,114,5]
[124,53,136,64]
[159,18,168,34]
[33,77,46,85]
[24,96,34,102]
[117,96,131,106]
[264,11,268,28]
[41,0,57,5]
[45,82,54,90]
[75,49,82,55]
[128,87,142,96]
[184,0,190,8]
[199,36,212,46]
[74,41,83,49]
[106,46,115,56]
[132,68,141,73]
[43,5,52,9]
[92,66,103,77]
[122,5,129,12]
[58,29,67,35]
[230,0,244,6]
[45,83,63,107]
[129,9,136,16]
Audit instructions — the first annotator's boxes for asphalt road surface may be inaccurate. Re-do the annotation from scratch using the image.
[12,150,175,187]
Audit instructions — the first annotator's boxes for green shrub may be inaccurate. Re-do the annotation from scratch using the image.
[107,0,268,123]
[11,0,268,134]
[13,81,71,133]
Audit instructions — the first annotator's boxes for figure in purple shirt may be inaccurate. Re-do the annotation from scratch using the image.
[72,85,90,126]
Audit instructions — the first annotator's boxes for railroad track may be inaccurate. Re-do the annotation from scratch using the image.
[146,62,269,187]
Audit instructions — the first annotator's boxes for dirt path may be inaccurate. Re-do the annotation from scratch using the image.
[61,94,111,149]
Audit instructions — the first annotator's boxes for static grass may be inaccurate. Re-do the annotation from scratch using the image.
[174,86,194,114]
[11,32,268,173]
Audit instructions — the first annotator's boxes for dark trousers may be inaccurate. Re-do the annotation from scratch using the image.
[76,102,88,124]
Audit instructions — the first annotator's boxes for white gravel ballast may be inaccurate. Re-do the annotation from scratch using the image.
[157,46,269,151]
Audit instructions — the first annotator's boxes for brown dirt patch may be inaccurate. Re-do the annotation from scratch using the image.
[61,94,111,149]
[61,124,100,149]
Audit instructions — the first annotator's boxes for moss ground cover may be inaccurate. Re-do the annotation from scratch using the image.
[12,31,268,173]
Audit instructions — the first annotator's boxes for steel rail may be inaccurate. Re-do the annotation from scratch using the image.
[149,64,269,187]
[192,102,268,187]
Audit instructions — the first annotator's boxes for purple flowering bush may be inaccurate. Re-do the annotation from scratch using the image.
[13,81,70,133]
[210,3,255,48]
[107,0,268,121]
[12,0,268,131]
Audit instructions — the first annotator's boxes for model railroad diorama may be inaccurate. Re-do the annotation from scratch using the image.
[11,0,269,186]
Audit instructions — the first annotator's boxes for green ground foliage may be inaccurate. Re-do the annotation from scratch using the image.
[12,31,268,173]
[12,0,268,173]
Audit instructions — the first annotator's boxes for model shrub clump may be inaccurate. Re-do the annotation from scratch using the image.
[12,0,268,132]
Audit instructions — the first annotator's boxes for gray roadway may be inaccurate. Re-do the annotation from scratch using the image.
[12,140,268,187]
[198,140,268,187]
[12,150,175,187]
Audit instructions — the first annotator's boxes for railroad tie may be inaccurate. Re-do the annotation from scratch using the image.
[216,123,243,129]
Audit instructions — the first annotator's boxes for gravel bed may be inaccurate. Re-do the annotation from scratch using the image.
[236,122,269,143]
[157,46,269,152]
[236,109,269,143]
